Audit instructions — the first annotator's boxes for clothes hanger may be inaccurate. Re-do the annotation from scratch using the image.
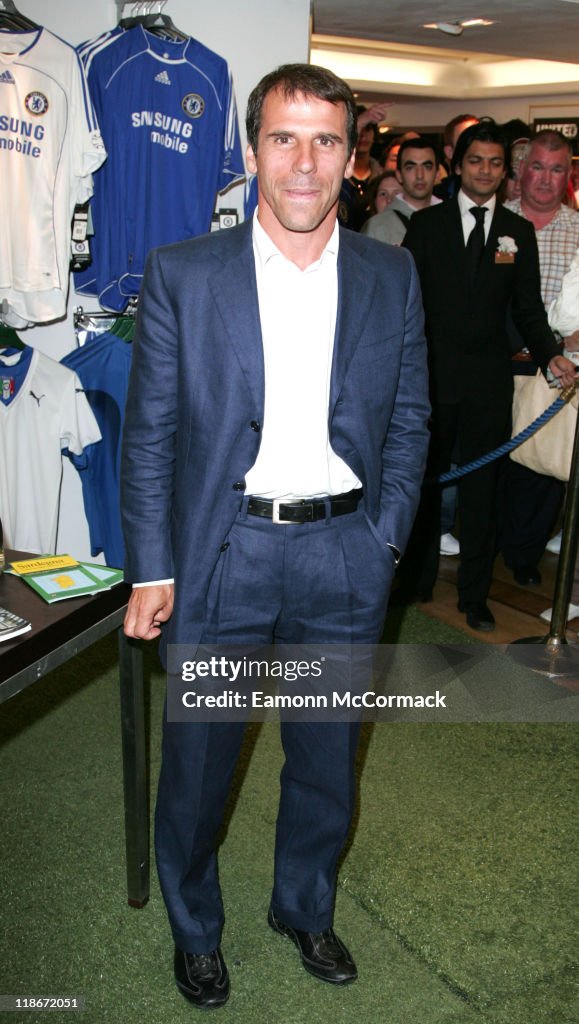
[118,2,188,42]
[0,1,39,31]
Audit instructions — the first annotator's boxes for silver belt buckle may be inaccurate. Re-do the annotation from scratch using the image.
[272,498,292,524]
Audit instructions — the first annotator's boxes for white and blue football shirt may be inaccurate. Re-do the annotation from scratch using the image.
[0,345,101,553]
[0,27,105,326]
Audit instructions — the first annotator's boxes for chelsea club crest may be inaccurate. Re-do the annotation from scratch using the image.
[182,93,205,119]
[25,91,49,116]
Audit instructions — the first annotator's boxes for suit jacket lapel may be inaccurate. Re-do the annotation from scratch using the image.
[444,200,470,288]
[208,223,379,419]
[477,202,505,289]
[484,201,504,262]
[330,230,377,414]
[208,222,264,412]
[450,195,502,292]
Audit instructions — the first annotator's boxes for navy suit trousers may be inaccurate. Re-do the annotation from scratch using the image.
[155,502,395,953]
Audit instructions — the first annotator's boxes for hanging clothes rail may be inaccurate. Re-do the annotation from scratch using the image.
[73,300,138,330]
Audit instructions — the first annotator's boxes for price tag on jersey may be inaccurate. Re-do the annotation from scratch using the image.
[72,218,88,242]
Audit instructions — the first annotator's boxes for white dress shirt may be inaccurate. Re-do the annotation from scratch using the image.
[458,189,496,245]
[244,211,361,499]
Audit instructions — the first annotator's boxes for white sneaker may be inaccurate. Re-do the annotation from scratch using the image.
[546,531,562,554]
[539,602,579,623]
[440,532,460,556]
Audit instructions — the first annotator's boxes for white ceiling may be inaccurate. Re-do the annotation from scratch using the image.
[312,0,579,64]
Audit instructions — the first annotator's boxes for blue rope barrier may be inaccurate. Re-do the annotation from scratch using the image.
[433,389,574,484]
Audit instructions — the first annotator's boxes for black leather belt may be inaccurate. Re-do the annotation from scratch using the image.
[247,488,363,524]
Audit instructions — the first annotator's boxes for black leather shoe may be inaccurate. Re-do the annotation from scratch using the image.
[174,946,230,1009]
[458,601,496,632]
[513,564,542,586]
[268,907,357,985]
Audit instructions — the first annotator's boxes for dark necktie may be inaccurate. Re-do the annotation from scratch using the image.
[465,206,487,281]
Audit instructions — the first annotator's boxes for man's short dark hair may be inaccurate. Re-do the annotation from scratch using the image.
[246,63,358,157]
[453,117,511,177]
[396,137,439,172]
[443,113,478,149]
[502,118,530,148]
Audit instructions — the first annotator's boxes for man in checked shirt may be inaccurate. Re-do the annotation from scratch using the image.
[500,129,579,586]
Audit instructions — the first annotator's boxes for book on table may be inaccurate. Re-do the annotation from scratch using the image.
[6,555,124,604]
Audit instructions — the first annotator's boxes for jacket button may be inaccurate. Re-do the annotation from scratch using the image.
[232,481,245,491]
[250,420,261,432]
[220,541,230,552]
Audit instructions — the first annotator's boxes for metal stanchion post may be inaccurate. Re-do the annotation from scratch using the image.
[510,382,579,678]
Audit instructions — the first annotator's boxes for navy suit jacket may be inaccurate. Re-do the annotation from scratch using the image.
[121,220,430,657]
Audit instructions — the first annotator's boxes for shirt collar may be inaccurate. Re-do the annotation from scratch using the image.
[396,194,441,212]
[507,198,565,228]
[252,208,339,272]
[458,189,496,219]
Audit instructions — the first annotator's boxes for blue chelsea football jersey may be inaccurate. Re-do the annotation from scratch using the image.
[75,26,244,311]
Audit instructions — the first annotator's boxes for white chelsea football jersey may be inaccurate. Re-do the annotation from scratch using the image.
[0,27,105,326]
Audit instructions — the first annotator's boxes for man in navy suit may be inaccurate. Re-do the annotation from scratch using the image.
[121,63,430,1009]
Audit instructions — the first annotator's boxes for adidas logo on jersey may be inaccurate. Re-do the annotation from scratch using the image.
[0,69,16,85]
[155,70,171,86]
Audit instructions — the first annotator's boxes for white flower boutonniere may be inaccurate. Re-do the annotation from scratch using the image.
[497,236,518,254]
[495,235,518,264]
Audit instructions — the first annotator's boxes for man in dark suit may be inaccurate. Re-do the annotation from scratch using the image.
[402,118,576,631]
[121,64,430,1009]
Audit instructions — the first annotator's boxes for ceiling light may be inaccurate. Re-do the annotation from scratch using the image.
[423,18,496,35]
[423,22,463,35]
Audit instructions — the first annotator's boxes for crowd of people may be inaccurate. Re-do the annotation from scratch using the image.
[340,107,579,631]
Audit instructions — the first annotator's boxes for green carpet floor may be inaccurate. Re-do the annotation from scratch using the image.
[1,606,577,1024]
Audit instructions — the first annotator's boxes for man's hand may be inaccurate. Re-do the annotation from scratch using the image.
[356,101,392,131]
[562,329,579,352]
[124,584,174,640]
[548,354,577,390]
